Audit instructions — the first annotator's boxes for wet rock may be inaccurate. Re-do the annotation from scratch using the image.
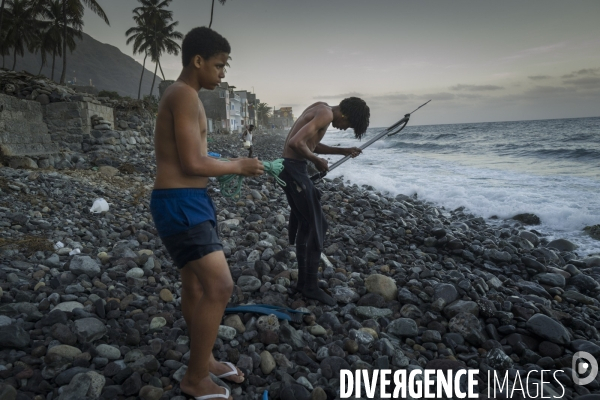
[512,213,541,225]
[449,312,485,346]
[386,318,418,337]
[526,314,571,345]
[547,239,578,252]
[0,324,30,349]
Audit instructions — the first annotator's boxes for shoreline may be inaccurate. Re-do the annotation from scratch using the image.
[1,130,600,399]
[319,124,600,258]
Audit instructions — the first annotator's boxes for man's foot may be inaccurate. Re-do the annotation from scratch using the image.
[210,360,244,383]
[180,375,232,400]
[301,286,336,306]
[290,281,304,295]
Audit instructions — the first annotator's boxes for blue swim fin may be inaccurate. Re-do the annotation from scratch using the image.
[224,304,310,322]
[224,305,292,321]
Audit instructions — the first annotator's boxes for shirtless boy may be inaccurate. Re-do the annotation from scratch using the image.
[150,27,263,400]
[280,98,370,305]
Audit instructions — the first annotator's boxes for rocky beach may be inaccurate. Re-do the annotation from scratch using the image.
[1,129,600,400]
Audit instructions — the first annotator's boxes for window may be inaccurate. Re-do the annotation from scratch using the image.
[219,91,225,98]
[231,104,235,110]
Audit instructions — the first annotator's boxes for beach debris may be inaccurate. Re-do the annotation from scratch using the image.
[89,198,109,213]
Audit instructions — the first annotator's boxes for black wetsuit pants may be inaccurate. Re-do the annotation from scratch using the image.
[279,158,328,287]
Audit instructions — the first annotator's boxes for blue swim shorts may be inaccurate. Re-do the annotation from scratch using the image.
[150,188,222,268]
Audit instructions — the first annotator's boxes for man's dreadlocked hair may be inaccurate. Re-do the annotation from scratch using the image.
[340,97,370,139]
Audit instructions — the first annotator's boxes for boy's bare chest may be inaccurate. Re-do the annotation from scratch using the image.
[306,130,326,150]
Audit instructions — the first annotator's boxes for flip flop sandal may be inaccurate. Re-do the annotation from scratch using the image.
[215,361,244,381]
[182,387,230,400]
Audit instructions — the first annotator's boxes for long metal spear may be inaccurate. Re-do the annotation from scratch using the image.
[310,99,431,182]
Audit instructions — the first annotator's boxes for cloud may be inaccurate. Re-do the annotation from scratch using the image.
[563,76,600,88]
[502,42,567,61]
[523,85,573,96]
[313,92,364,99]
[561,67,600,79]
[450,84,504,92]
[528,75,551,81]
[276,103,303,109]
[370,93,416,102]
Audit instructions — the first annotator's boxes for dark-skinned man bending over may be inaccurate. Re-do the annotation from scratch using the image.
[280,98,370,306]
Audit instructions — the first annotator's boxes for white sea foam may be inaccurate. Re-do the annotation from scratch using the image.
[322,126,600,256]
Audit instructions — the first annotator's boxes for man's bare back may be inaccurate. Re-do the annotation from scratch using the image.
[154,81,210,189]
[283,102,332,160]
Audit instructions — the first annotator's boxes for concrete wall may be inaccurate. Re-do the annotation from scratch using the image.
[45,101,114,151]
[0,94,58,157]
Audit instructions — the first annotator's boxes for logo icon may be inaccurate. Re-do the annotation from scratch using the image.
[572,351,598,386]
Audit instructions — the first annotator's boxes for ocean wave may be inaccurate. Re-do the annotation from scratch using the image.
[388,141,459,152]
[521,148,600,161]
[433,133,458,140]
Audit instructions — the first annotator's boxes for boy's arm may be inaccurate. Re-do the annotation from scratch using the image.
[314,143,362,157]
[171,88,263,177]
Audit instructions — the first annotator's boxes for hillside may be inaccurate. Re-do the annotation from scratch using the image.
[2,32,162,99]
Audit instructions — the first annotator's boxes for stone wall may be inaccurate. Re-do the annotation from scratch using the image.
[0,94,58,161]
[0,91,157,169]
[44,100,114,151]
[82,109,155,167]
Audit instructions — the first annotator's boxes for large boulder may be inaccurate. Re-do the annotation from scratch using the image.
[364,274,397,301]
[526,314,571,345]
[69,256,101,278]
[512,213,541,225]
[547,239,578,252]
[449,312,485,346]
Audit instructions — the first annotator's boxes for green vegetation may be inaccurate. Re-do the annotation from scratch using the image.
[98,90,122,99]
[257,102,273,127]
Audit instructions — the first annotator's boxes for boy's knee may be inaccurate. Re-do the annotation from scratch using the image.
[205,276,234,302]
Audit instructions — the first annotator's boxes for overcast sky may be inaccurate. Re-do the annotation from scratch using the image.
[83,0,600,126]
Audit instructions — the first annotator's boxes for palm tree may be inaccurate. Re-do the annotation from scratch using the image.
[0,0,10,68]
[126,0,181,98]
[257,102,272,127]
[147,18,182,97]
[131,0,174,81]
[126,10,154,99]
[37,0,82,80]
[4,0,38,70]
[0,0,6,43]
[60,0,109,84]
[133,0,172,27]
[208,0,226,28]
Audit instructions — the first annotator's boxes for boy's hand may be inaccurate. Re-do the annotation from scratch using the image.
[238,158,264,177]
[314,157,329,172]
[344,147,362,158]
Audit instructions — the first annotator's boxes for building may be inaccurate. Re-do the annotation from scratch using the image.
[272,107,295,129]
[235,90,257,127]
[247,92,257,127]
[198,82,231,133]
[198,82,263,133]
